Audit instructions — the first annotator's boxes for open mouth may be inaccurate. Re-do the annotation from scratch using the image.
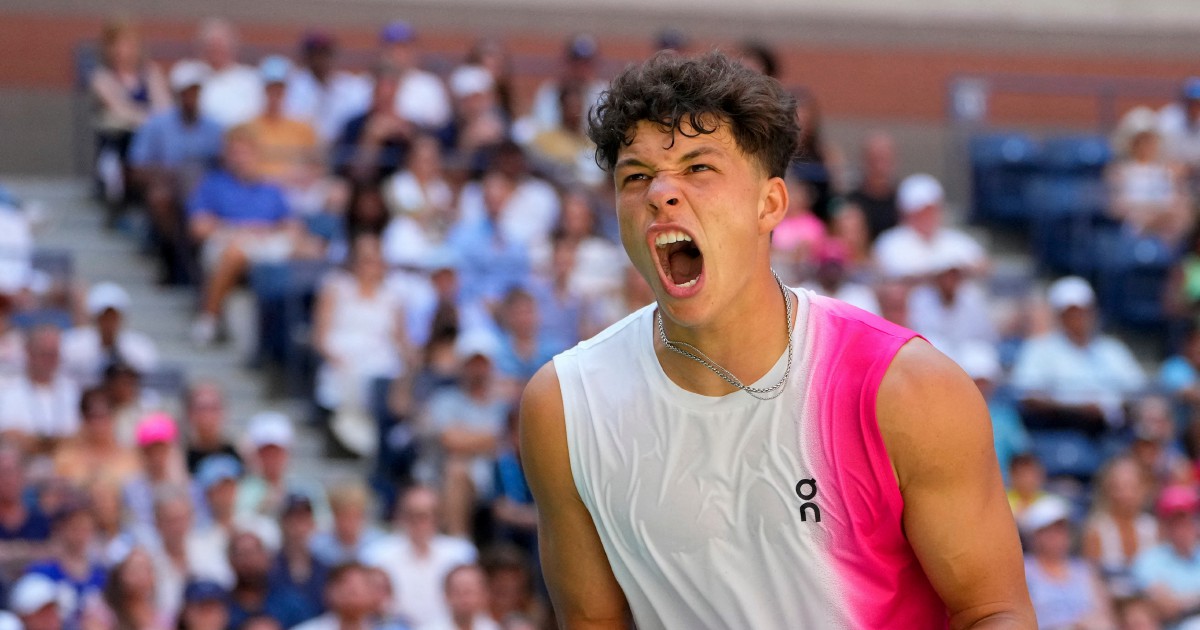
[654,229,704,290]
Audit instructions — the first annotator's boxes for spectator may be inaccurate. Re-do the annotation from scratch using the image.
[191,454,270,585]
[363,566,409,630]
[103,546,172,630]
[828,202,873,272]
[530,190,623,304]
[26,496,107,630]
[124,413,188,528]
[176,580,230,630]
[875,279,911,328]
[447,172,532,306]
[770,177,826,283]
[362,486,477,628]
[128,60,222,286]
[845,131,900,243]
[381,134,454,252]
[458,143,559,250]
[378,22,452,132]
[246,56,320,185]
[333,65,412,183]
[1157,77,1200,170]
[285,30,372,145]
[420,564,499,630]
[183,381,241,475]
[225,530,310,630]
[446,65,508,161]
[481,548,541,629]
[104,362,156,447]
[1008,453,1049,518]
[526,34,605,135]
[1109,107,1193,247]
[140,488,197,620]
[527,237,585,353]
[1132,485,1200,626]
[801,239,881,316]
[1020,495,1115,630]
[789,89,844,223]
[61,282,158,388]
[872,173,988,281]
[525,79,592,182]
[85,477,127,558]
[0,445,52,578]
[906,248,998,356]
[187,124,306,347]
[492,289,555,385]
[7,572,62,630]
[291,562,377,630]
[1082,456,1158,599]
[1129,395,1192,490]
[463,39,515,121]
[310,482,384,567]
[236,411,329,526]
[419,332,510,536]
[313,233,412,446]
[1011,276,1147,435]
[52,388,140,487]
[88,19,170,219]
[269,493,327,624]
[956,342,1029,486]
[192,18,263,128]
[0,325,81,447]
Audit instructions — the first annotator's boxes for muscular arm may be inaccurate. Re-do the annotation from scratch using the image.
[878,340,1036,630]
[520,363,630,629]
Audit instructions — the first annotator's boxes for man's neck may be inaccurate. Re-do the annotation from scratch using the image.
[656,270,792,397]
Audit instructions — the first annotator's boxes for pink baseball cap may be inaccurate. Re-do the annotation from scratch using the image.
[135,412,178,447]
[1156,485,1200,518]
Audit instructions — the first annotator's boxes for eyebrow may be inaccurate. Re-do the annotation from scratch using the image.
[615,146,721,170]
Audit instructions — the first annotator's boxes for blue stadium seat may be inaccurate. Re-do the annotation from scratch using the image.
[1028,430,1104,481]
[1039,134,1112,174]
[969,133,1040,226]
[1094,230,1174,331]
[249,259,330,396]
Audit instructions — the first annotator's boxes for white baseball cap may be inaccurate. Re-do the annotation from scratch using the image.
[169,60,210,92]
[455,328,501,363]
[8,573,60,616]
[1047,276,1095,312]
[1019,495,1073,535]
[897,173,944,215]
[247,411,294,449]
[86,282,131,317]
[449,65,494,99]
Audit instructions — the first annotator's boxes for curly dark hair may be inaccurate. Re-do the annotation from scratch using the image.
[587,50,799,179]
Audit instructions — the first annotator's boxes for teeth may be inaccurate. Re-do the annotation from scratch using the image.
[676,277,698,288]
[654,231,692,247]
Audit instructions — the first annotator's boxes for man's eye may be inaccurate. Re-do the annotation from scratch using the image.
[689,164,712,173]
[623,173,649,184]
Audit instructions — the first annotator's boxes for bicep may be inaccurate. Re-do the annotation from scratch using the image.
[879,341,1034,629]
[520,363,629,628]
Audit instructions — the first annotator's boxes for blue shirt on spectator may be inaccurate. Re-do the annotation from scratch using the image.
[188,170,292,226]
[0,505,50,541]
[446,218,529,305]
[128,107,223,170]
[226,585,312,630]
[26,560,107,630]
[267,553,328,623]
[493,334,557,383]
[1132,542,1200,599]
[527,279,583,353]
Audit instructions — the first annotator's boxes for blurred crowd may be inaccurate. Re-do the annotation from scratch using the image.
[1,12,1200,630]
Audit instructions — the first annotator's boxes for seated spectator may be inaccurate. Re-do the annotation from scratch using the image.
[381,134,454,253]
[801,240,880,316]
[183,381,241,475]
[492,288,556,385]
[455,143,559,253]
[828,201,873,272]
[0,325,81,448]
[789,89,845,223]
[88,19,170,219]
[269,493,328,624]
[463,39,515,121]
[1158,77,1200,169]
[481,548,542,630]
[225,530,311,630]
[105,362,158,446]
[491,411,536,553]
[1021,495,1115,629]
[378,22,452,133]
[333,65,412,184]
[313,234,412,442]
[61,282,158,388]
[1133,485,1200,626]
[103,546,172,630]
[907,249,998,356]
[86,477,128,559]
[364,566,409,630]
[190,455,268,584]
[124,413,188,528]
[844,131,900,244]
[446,66,508,161]
[419,332,510,536]
[529,190,623,303]
[1082,456,1158,599]
[187,125,307,347]
[236,412,329,526]
[7,572,63,630]
[1129,395,1192,491]
[525,34,605,138]
[362,486,477,628]
[246,56,320,185]
[1011,276,1146,436]
[447,172,532,307]
[1007,453,1048,518]
[770,177,825,284]
[872,173,988,281]
[291,562,378,630]
[52,387,140,487]
[140,488,199,620]
[956,342,1028,485]
[25,495,107,630]
[284,30,372,145]
[191,19,263,128]
[128,60,223,286]
[421,564,499,630]
[1109,107,1193,246]
[524,79,591,181]
[527,238,585,353]
[0,445,52,577]
[176,580,230,630]
[310,482,384,567]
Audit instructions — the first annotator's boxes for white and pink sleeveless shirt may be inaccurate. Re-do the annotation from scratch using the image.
[552,288,948,629]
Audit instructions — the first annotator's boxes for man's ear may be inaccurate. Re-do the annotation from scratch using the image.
[759,176,789,235]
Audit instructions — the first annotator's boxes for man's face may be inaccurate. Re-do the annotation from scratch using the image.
[399,490,439,543]
[179,85,202,113]
[156,500,192,543]
[257,444,289,481]
[446,568,489,618]
[1059,305,1095,341]
[229,532,270,578]
[96,308,122,340]
[188,386,225,441]
[282,509,315,546]
[57,511,95,553]
[613,119,782,329]
[224,138,259,179]
[1163,512,1198,552]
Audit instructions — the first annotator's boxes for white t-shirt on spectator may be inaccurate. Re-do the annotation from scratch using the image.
[361,533,477,628]
[907,282,997,352]
[285,69,373,144]
[198,62,264,128]
[393,70,452,130]
[60,326,159,387]
[1011,331,1147,426]
[456,177,561,249]
[419,614,502,630]
[872,225,987,279]
[0,375,81,437]
[383,170,453,219]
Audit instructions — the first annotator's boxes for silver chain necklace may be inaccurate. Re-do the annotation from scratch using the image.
[656,271,794,400]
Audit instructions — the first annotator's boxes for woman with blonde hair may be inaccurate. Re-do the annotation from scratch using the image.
[1081,454,1159,599]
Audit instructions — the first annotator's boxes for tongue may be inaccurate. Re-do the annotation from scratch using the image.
[668,250,702,285]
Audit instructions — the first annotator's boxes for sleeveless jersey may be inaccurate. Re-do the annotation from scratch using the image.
[552,288,948,629]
